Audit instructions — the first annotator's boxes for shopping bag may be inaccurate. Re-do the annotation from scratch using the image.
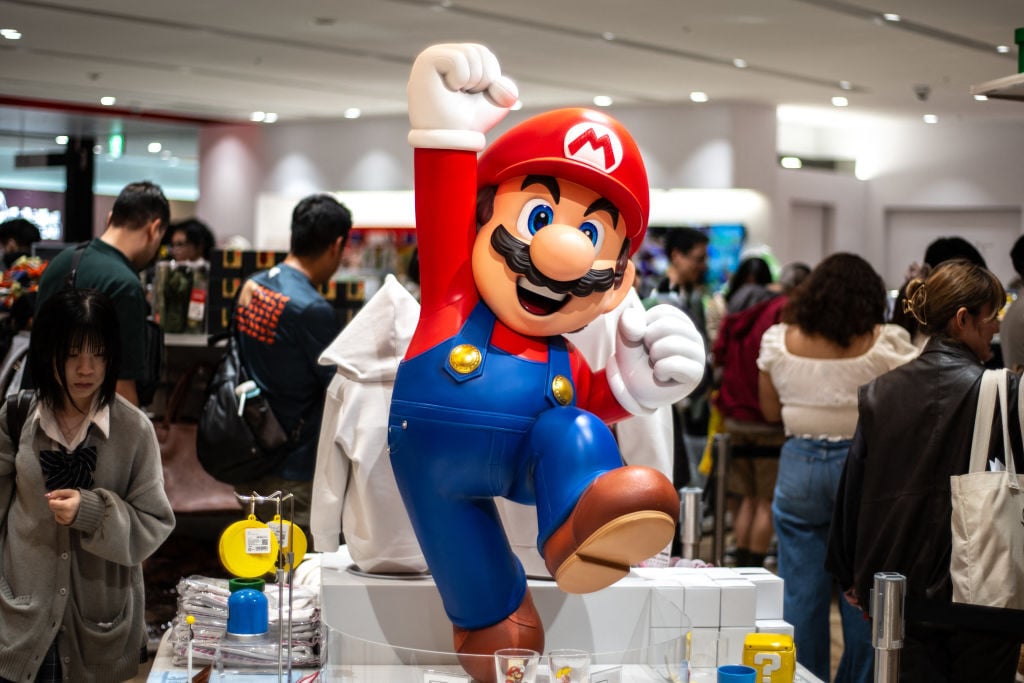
[949,368,1024,610]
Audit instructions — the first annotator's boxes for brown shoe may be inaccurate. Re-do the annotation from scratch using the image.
[452,589,544,683]
[542,466,678,594]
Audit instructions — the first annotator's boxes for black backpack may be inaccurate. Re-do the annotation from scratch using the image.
[195,326,297,485]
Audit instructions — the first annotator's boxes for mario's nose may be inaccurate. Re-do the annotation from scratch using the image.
[529,224,596,283]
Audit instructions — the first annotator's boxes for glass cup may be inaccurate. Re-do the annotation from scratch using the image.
[547,648,590,683]
[493,648,540,683]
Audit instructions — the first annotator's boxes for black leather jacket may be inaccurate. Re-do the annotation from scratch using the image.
[826,335,1023,611]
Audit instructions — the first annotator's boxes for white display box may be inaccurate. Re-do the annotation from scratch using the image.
[733,568,784,620]
[717,626,754,666]
[756,618,795,637]
[320,566,688,659]
[715,578,757,628]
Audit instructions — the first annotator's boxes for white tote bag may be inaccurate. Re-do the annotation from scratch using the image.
[949,368,1024,610]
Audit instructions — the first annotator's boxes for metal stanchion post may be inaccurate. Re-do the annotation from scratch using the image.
[712,433,729,567]
[679,486,703,560]
[871,572,905,683]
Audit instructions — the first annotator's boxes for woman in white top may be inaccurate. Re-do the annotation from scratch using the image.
[757,253,919,683]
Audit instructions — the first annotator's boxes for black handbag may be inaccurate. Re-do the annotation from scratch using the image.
[195,330,294,485]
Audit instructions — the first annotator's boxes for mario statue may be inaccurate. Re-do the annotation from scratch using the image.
[388,43,706,681]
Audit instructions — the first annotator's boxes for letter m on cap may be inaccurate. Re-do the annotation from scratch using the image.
[563,122,623,173]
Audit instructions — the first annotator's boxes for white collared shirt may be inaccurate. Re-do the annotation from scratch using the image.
[37,398,111,451]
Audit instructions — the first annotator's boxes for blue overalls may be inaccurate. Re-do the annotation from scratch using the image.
[388,302,623,630]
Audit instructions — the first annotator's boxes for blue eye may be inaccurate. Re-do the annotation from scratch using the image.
[527,204,553,234]
[516,199,556,240]
[579,221,600,246]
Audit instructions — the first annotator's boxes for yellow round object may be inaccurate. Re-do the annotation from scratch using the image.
[551,374,574,405]
[448,344,482,374]
[218,514,280,578]
[268,515,308,571]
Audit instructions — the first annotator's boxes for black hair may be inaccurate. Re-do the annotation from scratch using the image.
[1012,235,1024,280]
[169,218,216,260]
[0,218,41,249]
[923,236,986,269]
[289,194,353,258]
[783,252,887,347]
[110,181,170,232]
[663,227,709,259]
[30,288,120,413]
[726,256,773,303]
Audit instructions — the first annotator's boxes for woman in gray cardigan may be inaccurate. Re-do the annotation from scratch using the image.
[0,288,175,683]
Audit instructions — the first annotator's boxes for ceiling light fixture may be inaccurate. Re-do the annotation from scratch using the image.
[55,135,68,145]
[263,112,278,123]
[974,94,989,101]
[733,58,748,69]
[602,32,615,41]
[690,91,709,103]
[343,108,361,120]
[831,96,849,107]
[100,96,116,106]
[882,13,901,22]
[250,111,266,122]
[593,95,613,107]
[838,80,853,91]
[147,142,162,153]
[996,45,1010,54]
[0,28,22,40]
[923,114,938,124]
[780,156,802,169]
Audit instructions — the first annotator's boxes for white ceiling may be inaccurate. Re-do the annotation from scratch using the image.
[0,0,1021,180]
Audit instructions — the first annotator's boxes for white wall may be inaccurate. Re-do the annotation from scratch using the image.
[198,102,1024,289]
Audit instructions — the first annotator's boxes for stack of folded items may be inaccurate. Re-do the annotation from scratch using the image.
[169,575,320,668]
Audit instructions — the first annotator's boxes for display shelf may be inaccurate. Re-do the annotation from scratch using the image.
[970,72,1024,101]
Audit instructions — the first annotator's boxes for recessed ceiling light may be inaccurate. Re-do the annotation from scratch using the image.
[690,91,709,103]
[780,156,802,169]
[733,58,748,69]
[100,96,116,106]
[923,114,938,124]
[996,45,1010,54]
[0,28,22,40]
[602,32,615,41]
[147,142,162,153]
[831,96,849,107]
[55,135,68,145]
[882,13,901,22]
[593,95,613,107]
[839,80,853,91]
[974,94,989,101]
[263,112,278,123]
[250,111,266,122]
[343,108,361,120]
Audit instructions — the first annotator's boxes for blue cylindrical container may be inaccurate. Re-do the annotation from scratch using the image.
[226,577,269,637]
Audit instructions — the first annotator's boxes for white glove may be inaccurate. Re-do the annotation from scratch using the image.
[407,43,519,151]
[606,305,707,415]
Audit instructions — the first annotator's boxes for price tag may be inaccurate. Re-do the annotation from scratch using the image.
[244,527,272,555]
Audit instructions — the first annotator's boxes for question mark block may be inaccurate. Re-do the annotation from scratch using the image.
[742,633,795,683]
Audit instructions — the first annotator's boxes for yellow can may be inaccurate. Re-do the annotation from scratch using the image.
[742,633,795,683]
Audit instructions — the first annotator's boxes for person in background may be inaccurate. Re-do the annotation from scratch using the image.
[0,218,42,269]
[233,193,352,530]
[828,259,1022,683]
[36,181,169,407]
[168,218,215,262]
[0,287,175,683]
[999,234,1024,372]
[757,253,919,683]
[646,227,711,490]
[891,236,987,348]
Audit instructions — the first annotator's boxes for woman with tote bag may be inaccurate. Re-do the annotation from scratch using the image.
[827,258,1024,683]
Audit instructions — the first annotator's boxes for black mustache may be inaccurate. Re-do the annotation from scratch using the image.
[490,225,616,297]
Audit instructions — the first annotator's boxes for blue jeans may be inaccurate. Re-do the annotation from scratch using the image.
[772,438,872,683]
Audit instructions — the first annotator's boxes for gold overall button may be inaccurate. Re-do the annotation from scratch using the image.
[552,374,574,405]
[449,344,482,374]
